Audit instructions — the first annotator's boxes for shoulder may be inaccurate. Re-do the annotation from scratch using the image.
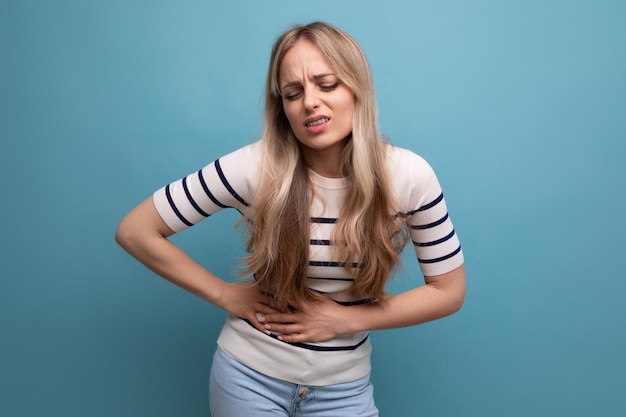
[215,140,263,179]
[218,140,263,166]
[213,140,264,194]
[385,144,437,182]
[384,144,443,211]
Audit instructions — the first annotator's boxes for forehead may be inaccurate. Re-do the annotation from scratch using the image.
[279,39,335,84]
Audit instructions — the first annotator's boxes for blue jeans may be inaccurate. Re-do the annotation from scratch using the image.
[209,347,379,417]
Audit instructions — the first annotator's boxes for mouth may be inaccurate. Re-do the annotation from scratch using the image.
[304,117,330,127]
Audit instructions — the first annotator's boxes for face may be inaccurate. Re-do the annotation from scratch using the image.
[279,39,355,174]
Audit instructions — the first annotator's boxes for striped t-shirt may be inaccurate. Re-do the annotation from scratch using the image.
[152,140,463,385]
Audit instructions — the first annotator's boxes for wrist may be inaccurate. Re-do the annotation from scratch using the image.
[341,302,377,334]
[204,278,229,309]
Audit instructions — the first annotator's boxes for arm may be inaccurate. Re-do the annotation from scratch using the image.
[115,197,280,329]
[347,264,465,331]
[259,150,466,342]
[259,265,465,343]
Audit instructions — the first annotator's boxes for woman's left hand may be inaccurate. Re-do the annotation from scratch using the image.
[256,296,350,343]
[256,265,466,344]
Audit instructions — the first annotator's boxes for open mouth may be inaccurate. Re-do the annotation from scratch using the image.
[305,117,330,127]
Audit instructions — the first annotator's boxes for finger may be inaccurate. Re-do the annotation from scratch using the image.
[276,332,308,343]
[245,312,273,335]
[263,311,297,325]
[262,321,302,336]
[252,309,285,333]
[249,318,270,335]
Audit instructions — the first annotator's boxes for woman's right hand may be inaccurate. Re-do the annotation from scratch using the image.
[216,281,285,335]
[115,197,282,333]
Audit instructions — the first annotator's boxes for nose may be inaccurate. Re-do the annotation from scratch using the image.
[303,86,320,112]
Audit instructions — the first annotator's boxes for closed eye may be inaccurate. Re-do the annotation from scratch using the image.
[320,82,339,92]
[282,82,339,100]
[283,90,302,101]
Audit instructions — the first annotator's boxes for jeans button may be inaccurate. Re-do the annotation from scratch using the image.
[298,386,309,397]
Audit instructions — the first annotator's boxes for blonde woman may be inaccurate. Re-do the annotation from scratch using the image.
[116,21,465,417]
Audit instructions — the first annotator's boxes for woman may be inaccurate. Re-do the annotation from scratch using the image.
[116,21,465,417]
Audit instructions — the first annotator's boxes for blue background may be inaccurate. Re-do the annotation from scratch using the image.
[2,1,625,416]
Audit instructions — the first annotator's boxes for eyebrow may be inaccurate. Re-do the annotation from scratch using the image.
[280,73,337,91]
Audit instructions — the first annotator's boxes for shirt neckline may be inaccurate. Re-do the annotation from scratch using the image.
[308,169,349,190]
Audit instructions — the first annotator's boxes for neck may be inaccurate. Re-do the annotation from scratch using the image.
[298,140,348,178]
[302,152,343,178]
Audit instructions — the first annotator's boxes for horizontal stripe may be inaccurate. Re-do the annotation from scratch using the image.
[310,261,359,268]
[311,217,337,224]
[310,239,331,245]
[307,276,354,282]
[165,184,193,226]
[310,261,345,267]
[335,298,375,306]
[242,318,369,351]
[411,193,444,214]
[285,334,369,351]
[276,334,369,352]
[413,229,456,247]
[182,177,210,218]
[418,245,462,264]
[198,168,229,209]
[309,289,373,306]
[410,212,449,230]
[243,319,369,351]
[215,159,250,207]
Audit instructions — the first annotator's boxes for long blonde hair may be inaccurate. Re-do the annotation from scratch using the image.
[243,22,407,307]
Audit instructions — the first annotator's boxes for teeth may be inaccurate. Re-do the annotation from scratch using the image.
[306,117,329,127]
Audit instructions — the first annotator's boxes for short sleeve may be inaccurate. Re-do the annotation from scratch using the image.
[390,147,464,277]
[152,141,262,232]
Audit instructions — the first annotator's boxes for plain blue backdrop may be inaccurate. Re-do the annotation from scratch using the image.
[2,1,625,416]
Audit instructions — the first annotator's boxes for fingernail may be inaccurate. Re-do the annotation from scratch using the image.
[256,313,265,322]
[264,324,271,330]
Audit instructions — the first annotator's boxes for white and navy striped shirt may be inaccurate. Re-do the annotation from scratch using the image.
[153,140,463,385]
